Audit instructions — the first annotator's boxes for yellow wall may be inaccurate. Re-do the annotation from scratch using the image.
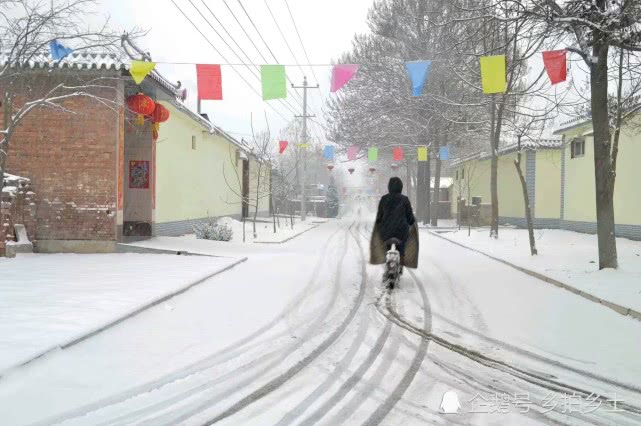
[155,102,243,224]
[451,149,562,221]
[535,150,562,219]
[562,121,641,225]
[247,157,271,215]
[497,152,524,218]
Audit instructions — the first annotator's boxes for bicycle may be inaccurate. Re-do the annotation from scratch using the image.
[383,238,402,290]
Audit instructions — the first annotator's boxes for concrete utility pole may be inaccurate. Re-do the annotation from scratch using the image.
[291,76,319,221]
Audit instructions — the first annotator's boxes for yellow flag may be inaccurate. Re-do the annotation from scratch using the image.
[480,55,506,94]
[130,60,156,84]
[417,146,428,162]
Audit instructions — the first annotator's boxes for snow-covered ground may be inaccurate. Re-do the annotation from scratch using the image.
[1,213,641,425]
[0,253,243,374]
[437,227,641,314]
[193,216,318,244]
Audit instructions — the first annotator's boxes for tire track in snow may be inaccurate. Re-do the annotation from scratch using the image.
[377,278,641,418]
[106,222,357,426]
[362,269,432,425]
[36,221,352,426]
[194,223,369,425]
[421,233,641,397]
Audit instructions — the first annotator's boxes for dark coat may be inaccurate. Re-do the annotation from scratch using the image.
[369,177,419,268]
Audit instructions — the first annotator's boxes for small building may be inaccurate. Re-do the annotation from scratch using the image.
[154,100,270,236]
[449,139,563,228]
[553,116,641,240]
[0,51,264,254]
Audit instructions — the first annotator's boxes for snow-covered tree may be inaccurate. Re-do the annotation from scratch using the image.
[0,0,139,194]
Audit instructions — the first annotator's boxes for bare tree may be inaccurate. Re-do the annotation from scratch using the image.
[0,0,143,193]
[492,0,641,268]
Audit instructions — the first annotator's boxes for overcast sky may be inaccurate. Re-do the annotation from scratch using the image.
[96,0,373,142]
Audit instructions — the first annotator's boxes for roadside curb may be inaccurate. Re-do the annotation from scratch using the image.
[427,230,641,322]
[0,256,248,379]
[254,223,320,244]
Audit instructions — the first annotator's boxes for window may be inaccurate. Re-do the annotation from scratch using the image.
[456,170,459,180]
[192,135,197,150]
[462,168,465,179]
[571,138,585,158]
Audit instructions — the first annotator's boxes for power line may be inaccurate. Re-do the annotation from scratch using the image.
[171,0,290,122]
[261,0,326,143]
[184,0,299,117]
[196,0,304,112]
[218,0,305,107]
[262,0,305,76]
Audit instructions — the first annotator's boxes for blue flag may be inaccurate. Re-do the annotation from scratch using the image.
[324,145,335,161]
[439,146,450,160]
[49,40,73,60]
[405,61,432,97]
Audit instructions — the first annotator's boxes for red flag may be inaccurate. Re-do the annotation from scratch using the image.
[542,50,567,85]
[196,64,223,100]
[393,147,403,161]
[279,140,288,154]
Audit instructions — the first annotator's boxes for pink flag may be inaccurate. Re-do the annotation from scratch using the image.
[279,140,288,154]
[393,147,403,161]
[331,64,359,93]
[542,50,567,85]
[347,146,358,160]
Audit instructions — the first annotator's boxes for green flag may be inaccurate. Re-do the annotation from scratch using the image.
[368,147,378,162]
[261,65,286,100]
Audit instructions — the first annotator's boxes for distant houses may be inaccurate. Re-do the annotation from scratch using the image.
[0,52,268,255]
[449,117,641,240]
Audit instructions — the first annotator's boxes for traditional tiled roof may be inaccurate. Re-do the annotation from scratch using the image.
[553,116,592,134]
[0,51,180,96]
[449,138,562,166]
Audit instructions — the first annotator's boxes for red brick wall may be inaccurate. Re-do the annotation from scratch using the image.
[1,70,123,242]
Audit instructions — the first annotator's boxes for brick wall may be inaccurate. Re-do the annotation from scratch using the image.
[1,175,37,256]
[1,70,123,243]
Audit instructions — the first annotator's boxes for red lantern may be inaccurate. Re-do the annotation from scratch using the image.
[150,103,170,133]
[348,168,355,175]
[126,93,155,126]
[153,130,159,142]
[327,164,334,171]
[369,167,376,173]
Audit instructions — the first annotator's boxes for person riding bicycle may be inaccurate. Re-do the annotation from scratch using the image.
[369,177,419,273]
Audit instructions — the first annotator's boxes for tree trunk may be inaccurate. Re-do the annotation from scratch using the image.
[590,38,618,269]
[490,97,500,238]
[431,152,442,226]
[424,155,431,225]
[515,150,537,256]
[417,161,426,220]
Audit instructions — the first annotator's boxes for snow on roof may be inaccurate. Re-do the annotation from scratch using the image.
[449,138,562,166]
[0,51,180,97]
[431,177,453,189]
[553,116,592,134]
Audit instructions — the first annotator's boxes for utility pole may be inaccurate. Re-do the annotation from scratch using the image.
[292,76,319,221]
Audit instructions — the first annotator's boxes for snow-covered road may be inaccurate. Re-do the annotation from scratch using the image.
[1,216,641,425]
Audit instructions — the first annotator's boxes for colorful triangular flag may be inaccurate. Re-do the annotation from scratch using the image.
[130,60,156,85]
[279,140,288,154]
[418,146,429,162]
[331,64,359,93]
[368,147,378,162]
[324,145,335,160]
[261,65,287,100]
[439,146,450,160]
[393,147,403,161]
[542,50,567,85]
[347,146,358,160]
[196,64,223,100]
[405,61,432,97]
[49,40,73,61]
[480,55,506,94]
